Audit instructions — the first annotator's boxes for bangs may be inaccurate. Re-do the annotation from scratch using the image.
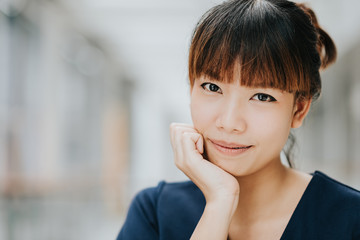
[188,0,315,97]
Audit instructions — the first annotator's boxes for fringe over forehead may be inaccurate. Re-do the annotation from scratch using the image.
[188,0,323,99]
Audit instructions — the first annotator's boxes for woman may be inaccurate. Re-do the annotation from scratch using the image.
[117,0,360,239]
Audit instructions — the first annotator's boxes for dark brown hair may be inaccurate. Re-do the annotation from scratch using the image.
[188,0,337,167]
[188,0,336,101]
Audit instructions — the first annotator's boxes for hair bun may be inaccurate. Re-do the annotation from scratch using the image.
[297,3,337,69]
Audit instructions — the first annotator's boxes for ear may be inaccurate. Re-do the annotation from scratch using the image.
[291,98,312,129]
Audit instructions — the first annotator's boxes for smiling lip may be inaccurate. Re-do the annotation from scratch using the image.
[209,139,253,156]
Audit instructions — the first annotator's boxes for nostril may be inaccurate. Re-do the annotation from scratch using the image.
[215,116,247,133]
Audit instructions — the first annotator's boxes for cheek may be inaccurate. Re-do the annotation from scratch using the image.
[191,101,210,132]
[190,96,218,133]
[250,109,292,146]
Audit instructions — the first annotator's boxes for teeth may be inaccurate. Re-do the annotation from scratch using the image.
[232,146,248,149]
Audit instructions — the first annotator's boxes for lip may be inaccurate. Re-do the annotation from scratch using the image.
[209,139,253,156]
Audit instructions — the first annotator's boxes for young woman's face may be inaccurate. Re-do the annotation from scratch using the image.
[190,75,307,177]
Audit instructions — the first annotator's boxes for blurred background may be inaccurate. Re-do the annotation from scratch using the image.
[0,0,359,239]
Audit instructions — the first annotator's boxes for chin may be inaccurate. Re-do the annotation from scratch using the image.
[209,156,252,178]
[223,167,251,178]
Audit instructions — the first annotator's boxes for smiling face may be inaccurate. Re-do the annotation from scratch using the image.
[190,75,311,177]
[187,0,331,178]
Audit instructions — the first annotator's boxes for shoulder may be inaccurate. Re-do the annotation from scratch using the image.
[134,180,205,216]
[284,171,360,239]
[134,180,203,205]
[130,180,205,219]
[158,180,204,203]
[307,171,360,211]
[306,171,360,237]
[125,180,204,239]
[310,171,360,202]
[118,181,203,240]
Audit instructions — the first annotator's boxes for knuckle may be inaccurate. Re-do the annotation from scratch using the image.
[182,131,193,137]
[169,122,177,130]
[181,132,191,143]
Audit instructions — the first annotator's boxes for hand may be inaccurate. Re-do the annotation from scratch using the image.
[170,123,239,207]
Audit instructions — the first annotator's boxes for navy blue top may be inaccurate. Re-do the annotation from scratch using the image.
[117,171,360,239]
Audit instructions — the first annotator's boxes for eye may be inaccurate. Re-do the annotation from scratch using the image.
[201,82,222,93]
[252,93,277,102]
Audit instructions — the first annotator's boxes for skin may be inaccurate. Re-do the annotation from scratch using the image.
[170,72,313,239]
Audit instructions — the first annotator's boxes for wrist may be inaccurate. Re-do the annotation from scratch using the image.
[206,185,240,205]
[205,194,239,218]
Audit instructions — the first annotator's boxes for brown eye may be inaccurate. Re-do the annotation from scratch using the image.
[201,83,222,93]
[252,93,277,102]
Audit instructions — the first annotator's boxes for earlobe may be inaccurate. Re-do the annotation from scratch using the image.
[291,99,312,128]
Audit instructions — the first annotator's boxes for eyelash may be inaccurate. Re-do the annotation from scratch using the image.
[201,82,222,93]
[252,93,277,102]
[200,82,277,102]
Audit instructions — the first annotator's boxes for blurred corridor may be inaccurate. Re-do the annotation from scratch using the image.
[0,0,360,239]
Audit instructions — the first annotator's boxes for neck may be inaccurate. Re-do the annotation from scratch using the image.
[233,159,290,223]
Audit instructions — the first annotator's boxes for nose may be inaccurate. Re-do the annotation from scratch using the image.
[215,99,247,133]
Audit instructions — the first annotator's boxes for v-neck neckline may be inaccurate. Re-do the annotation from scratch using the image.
[227,172,318,240]
[279,171,318,239]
